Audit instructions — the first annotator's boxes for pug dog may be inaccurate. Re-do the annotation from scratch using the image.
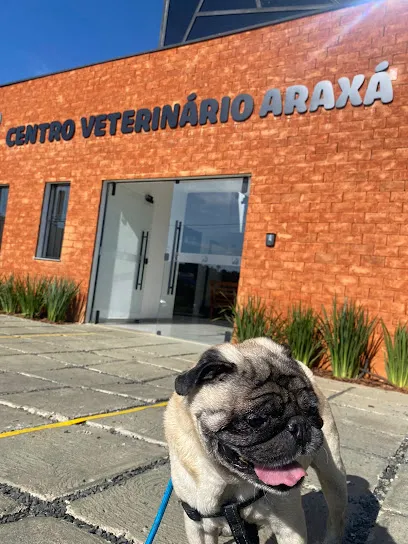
[164,338,347,544]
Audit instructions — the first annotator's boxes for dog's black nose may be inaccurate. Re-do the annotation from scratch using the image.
[287,417,307,444]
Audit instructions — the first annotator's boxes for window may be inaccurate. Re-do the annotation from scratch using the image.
[0,186,9,250]
[36,183,70,260]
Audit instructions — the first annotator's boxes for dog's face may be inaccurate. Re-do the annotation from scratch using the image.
[175,338,323,493]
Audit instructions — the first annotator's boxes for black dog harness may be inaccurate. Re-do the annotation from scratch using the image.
[181,490,265,544]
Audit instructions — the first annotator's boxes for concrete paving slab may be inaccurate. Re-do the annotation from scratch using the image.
[0,354,67,372]
[317,376,408,402]
[336,420,403,459]
[89,361,177,382]
[67,464,187,544]
[302,487,370,544]
[0,517,106,543]
[367,511,407,543]
[97,327,180,342]
[342,448,385,494]
[2,387,143,419]
[0,346,25,357]
[99,382,173,402]
[381,464,408,515]
[44,339,124,352]
[38,340,112,353]
[96,336,179,349]
[0,318,50,328]
[0,404,47,433]
[134,342,205,358]
[0,492,23,517]
[93,347,164,361]
[317,377,408,411]
[303,448,384,496]
[67,464,344,544]
[0,326,62,336]
[175,353,201,363]
[329,403,407,438]
[145,376,176,390]
[132,354,193,372]
[0,426,166,500]
[0,315,26,322]
[46,351,122,366]
[49,337,172,353]
[92,347,186,362]
[0,322,84,332]
[0,339,73,354]
[29,367,131,388]
[96,406,166,444]
[329,390,408,418]
[0,372,62,395]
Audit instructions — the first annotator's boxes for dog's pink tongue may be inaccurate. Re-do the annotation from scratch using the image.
[254,463,306,487]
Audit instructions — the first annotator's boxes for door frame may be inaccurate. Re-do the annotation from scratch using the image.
[85,174,251,323]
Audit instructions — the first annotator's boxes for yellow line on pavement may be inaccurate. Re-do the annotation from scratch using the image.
[0,332,97,340]
[0,402,168,439]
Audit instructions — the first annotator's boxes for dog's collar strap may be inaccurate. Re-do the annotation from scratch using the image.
[181,490,265,544]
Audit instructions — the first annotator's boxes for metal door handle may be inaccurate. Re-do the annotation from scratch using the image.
[167,220,182,295]
[135,231,149,290]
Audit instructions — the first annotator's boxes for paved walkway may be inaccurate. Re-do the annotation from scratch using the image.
[0,315,407,543]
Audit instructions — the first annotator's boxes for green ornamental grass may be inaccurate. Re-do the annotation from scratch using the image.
[0,275,20,314]
[320,298,380,379]
[285,304,323,368]
[383,322,408,388]
[15,276,47,319]
[44,277,80,323]
[224,296,286,344]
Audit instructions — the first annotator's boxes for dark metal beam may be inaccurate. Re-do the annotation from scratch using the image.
[196,5,338,16]
[159,0,171,47]
[183,0,205,43]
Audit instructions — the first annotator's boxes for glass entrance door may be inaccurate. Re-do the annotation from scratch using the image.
[92,183,154,322]
[156,177,249,337]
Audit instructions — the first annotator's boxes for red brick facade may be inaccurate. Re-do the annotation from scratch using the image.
[0,0,407,375]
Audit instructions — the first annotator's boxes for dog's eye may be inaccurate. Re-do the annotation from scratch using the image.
[246,414,268,429]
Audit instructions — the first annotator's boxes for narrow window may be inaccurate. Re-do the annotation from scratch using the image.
[0,186,9,250]
[36,183,70,260]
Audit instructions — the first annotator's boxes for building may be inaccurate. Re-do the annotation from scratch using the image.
[0,0,407,376]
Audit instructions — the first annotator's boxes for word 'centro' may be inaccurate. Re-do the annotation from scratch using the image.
[5,61,393,148]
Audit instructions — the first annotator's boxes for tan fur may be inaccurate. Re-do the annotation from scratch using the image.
[164,395,202,482]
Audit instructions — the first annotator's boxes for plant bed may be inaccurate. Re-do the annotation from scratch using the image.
[0,275,82,324]
[224,296,408,394]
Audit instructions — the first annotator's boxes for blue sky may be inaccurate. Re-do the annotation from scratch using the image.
[0,0,164,85]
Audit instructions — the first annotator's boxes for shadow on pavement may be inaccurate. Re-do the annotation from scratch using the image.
[223,475,395,543]
[301,474,395,544]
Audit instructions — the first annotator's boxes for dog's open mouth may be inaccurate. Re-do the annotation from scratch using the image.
[218,443,306,491]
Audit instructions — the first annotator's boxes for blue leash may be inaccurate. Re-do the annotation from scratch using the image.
[145,479,174,544]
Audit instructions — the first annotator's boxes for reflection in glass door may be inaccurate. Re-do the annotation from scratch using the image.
[157,178,249,328]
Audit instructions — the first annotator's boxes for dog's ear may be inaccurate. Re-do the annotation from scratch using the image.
[175,348,236,396]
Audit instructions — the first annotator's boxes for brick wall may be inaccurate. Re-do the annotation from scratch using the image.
[0,0,407,375]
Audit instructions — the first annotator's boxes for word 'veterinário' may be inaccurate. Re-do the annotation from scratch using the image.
[5,62,394,148]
